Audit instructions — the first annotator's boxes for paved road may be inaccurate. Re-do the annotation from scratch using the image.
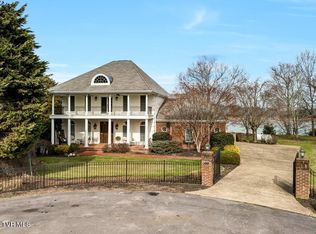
[190,142,314,216]
[0,191,316,234]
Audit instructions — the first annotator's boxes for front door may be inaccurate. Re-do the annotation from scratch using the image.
[100,121,108,143]
[100,121,113,143]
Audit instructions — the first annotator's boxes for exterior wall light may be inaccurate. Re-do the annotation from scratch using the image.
[299,148,305,158]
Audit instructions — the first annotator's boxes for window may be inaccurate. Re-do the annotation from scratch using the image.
[214,128,220,133]
[140,121,145,141]
[140,95,146,112]
[71,121,75,138]
[70,96,75,111]
[184,128,193,143]
[123,121,127,137]
[123,96,128,112]
[161,127,168,132]
[91,74,112,86]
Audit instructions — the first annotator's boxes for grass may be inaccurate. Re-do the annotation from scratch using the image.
[277,135,316,170]
[35,156,200,179]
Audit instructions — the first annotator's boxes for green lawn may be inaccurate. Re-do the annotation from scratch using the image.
[277,135,316,170]
[36,156,200,179]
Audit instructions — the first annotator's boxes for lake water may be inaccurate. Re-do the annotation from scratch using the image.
[226,121,312,135]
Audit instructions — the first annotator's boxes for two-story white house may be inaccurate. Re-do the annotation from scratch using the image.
[49,60,168,149]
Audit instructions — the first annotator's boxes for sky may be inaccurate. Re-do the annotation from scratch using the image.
[13,0,316,92]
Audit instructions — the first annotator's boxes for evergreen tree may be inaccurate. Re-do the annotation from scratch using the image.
[0,1,55,158]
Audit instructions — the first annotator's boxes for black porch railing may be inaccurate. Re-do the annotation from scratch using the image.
[0,160,201,193]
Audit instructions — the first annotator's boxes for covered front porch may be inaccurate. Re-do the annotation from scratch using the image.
[51,118,154,149]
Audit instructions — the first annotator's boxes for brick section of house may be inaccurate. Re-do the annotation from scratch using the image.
[294,158,310,199]
[201,151,214,187]
[156,121,226,149]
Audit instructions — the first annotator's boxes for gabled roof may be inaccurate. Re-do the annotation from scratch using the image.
[49,60,169,97]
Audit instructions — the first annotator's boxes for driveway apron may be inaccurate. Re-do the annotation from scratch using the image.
[189,142,314,216]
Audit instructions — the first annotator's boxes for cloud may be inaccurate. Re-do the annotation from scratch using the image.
[183,9,218,30]
[49,63,68,68]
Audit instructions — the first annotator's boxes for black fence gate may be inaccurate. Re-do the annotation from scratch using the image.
[213,150,221,183]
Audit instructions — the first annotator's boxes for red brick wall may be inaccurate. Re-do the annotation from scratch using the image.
[156,121,226,149]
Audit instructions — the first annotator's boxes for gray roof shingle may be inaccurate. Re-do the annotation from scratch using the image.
[49,60,169,97]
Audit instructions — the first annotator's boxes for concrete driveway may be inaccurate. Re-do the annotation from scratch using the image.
[190,142,314,216]
[1,191,316,234]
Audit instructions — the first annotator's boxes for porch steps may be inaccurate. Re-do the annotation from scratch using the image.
[77,144,105,156]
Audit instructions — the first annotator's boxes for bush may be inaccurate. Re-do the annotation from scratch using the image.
[211,146,220,152]
[308,129,316,136]
[51,144,70,155]
[263,124,276,135]
[151,141,182,154]
[103,143,130,153]
[224,145,240,154]
[210,133,234,150]
[236,133,254,142]
[220,150,240,165]
[152,132,171,141]
[69,143,80,153]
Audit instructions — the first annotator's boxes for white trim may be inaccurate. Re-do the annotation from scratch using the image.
[91,74,111,86]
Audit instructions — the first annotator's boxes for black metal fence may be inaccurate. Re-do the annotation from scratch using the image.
[213,150,221,183]
[310,168,315,199]
[0,160,201,193]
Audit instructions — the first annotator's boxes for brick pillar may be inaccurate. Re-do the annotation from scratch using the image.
[294,158,310,199]
[201,151,214,187]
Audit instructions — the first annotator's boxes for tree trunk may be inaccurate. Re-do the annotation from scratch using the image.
[196,142,201,153]
[252,128,257,142]
[245,126,249,137]
[312,118,315,137]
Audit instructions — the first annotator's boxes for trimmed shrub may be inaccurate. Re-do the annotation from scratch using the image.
[152,132,171,141]
[51,144,70,155]
[151,141,182,154]
[220,150,240,165]
[103,143,130,153]
[69,143,80,153]
[224,145,240,154]
[210,133,234,150]
[308,129,316,136]
[211,146,220,152]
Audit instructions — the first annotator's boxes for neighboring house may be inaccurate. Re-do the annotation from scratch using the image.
[49,60,226,149]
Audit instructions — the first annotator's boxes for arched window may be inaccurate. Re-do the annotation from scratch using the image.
[91,74,113,86]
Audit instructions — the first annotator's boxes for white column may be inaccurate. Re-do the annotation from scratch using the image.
[68,95,71,114]
[85,95,88,116]
[51,95,55,115]
[127,119,130,144]
[145,119,149,149]
[67,118,71,145]
[127,95,130,115]
[51,119,55,144]
[108,119,112,145]
[145,95,148,116]
[84,118,88,147]
[109,95,112,115]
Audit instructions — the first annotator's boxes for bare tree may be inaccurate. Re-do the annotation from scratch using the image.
[297,50,316,136]
[269,63,305,136]
[166,57,244,152]
[236,79,269,142]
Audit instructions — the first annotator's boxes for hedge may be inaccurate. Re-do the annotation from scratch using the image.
[152,132,171,141]
[151,141,182,154]
[210,133,234,150]
[220,150,240,165]
[103,143,130,153]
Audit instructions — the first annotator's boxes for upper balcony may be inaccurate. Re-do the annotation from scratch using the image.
[50,94,155,119]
